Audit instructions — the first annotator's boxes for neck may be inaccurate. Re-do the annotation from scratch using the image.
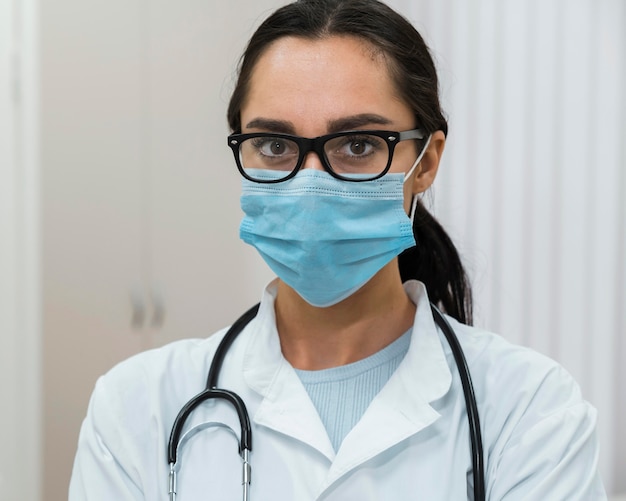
[274,260,416,370]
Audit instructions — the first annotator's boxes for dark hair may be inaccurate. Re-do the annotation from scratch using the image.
[227,0,473,324]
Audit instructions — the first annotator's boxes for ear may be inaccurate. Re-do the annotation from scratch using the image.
[411,130,446,195]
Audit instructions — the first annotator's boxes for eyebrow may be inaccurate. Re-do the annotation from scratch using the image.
[244,113,393,136]
[327,113,392,133]
[245,118,296,134]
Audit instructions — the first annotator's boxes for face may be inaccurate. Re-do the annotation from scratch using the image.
[239,35,433,209]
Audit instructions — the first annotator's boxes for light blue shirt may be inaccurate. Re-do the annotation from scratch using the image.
[295,329,411,451]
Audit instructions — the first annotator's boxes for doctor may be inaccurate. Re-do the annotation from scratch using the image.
[70,0,606,499]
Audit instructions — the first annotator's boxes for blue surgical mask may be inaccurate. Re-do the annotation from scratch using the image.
[239,169,416,307]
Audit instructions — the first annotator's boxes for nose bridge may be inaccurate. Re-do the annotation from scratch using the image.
[302,152,325,171]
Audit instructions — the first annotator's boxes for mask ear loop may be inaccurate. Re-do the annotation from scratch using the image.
[403,134,432,183]
[403,134,432,224]
[409,192,420,224]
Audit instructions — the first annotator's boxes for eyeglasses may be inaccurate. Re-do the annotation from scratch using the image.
[227,129,425,183]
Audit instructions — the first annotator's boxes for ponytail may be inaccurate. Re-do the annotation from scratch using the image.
[399,200,473,325]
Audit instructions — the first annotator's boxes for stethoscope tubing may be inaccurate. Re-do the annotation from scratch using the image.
[430,305,485,500]
[206,303,260,390]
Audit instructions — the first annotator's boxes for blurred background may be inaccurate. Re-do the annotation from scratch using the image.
[1,0,624,499]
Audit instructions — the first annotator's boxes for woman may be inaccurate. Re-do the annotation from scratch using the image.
[70,0,605,499]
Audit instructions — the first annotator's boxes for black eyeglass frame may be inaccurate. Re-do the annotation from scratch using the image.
[227,128,426,183]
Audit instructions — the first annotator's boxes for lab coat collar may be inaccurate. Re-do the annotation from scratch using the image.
[242,279,452,482]
[397,280,453,403]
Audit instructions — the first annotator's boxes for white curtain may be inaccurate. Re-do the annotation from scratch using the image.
[388,0,625,494]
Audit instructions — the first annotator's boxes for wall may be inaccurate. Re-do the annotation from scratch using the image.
[389,0,626,493]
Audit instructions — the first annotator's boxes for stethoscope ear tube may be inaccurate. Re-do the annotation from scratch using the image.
[430,304,485,501]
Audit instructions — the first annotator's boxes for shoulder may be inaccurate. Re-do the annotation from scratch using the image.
[444,318,586,420]
[70,329,231,498]
[442,318,604,498]
[84,329,233,465]
[92,328,229,423]
[103,330,226,384]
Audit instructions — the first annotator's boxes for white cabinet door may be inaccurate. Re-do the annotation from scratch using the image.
[40,1,282,500]
[41,0,150,499]
[147,0,248,348]
[146,0,278,350]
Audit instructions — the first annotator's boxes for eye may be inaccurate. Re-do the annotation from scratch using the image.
[241,136,299,171]
[346,138,370,156]
[332,134,384,159]
[251,137,295,157]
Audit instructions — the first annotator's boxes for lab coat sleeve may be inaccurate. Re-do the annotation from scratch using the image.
[69,374,147,500]
[487,364,606,501]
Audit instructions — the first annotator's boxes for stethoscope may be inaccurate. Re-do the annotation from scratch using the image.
[167,303,485,501]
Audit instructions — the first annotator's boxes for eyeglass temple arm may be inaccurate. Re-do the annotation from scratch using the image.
[397,128,425,141]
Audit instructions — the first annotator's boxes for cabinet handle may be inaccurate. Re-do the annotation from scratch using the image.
[130,289,146,329]
[151,289,166,329]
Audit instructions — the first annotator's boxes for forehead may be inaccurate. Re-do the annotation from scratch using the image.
[241,35,412,133]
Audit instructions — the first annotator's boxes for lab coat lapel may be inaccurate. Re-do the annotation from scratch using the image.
[324,281,452,487]
[242,283,336,461]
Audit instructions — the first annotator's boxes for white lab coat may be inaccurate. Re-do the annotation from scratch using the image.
[69,280,606,500]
